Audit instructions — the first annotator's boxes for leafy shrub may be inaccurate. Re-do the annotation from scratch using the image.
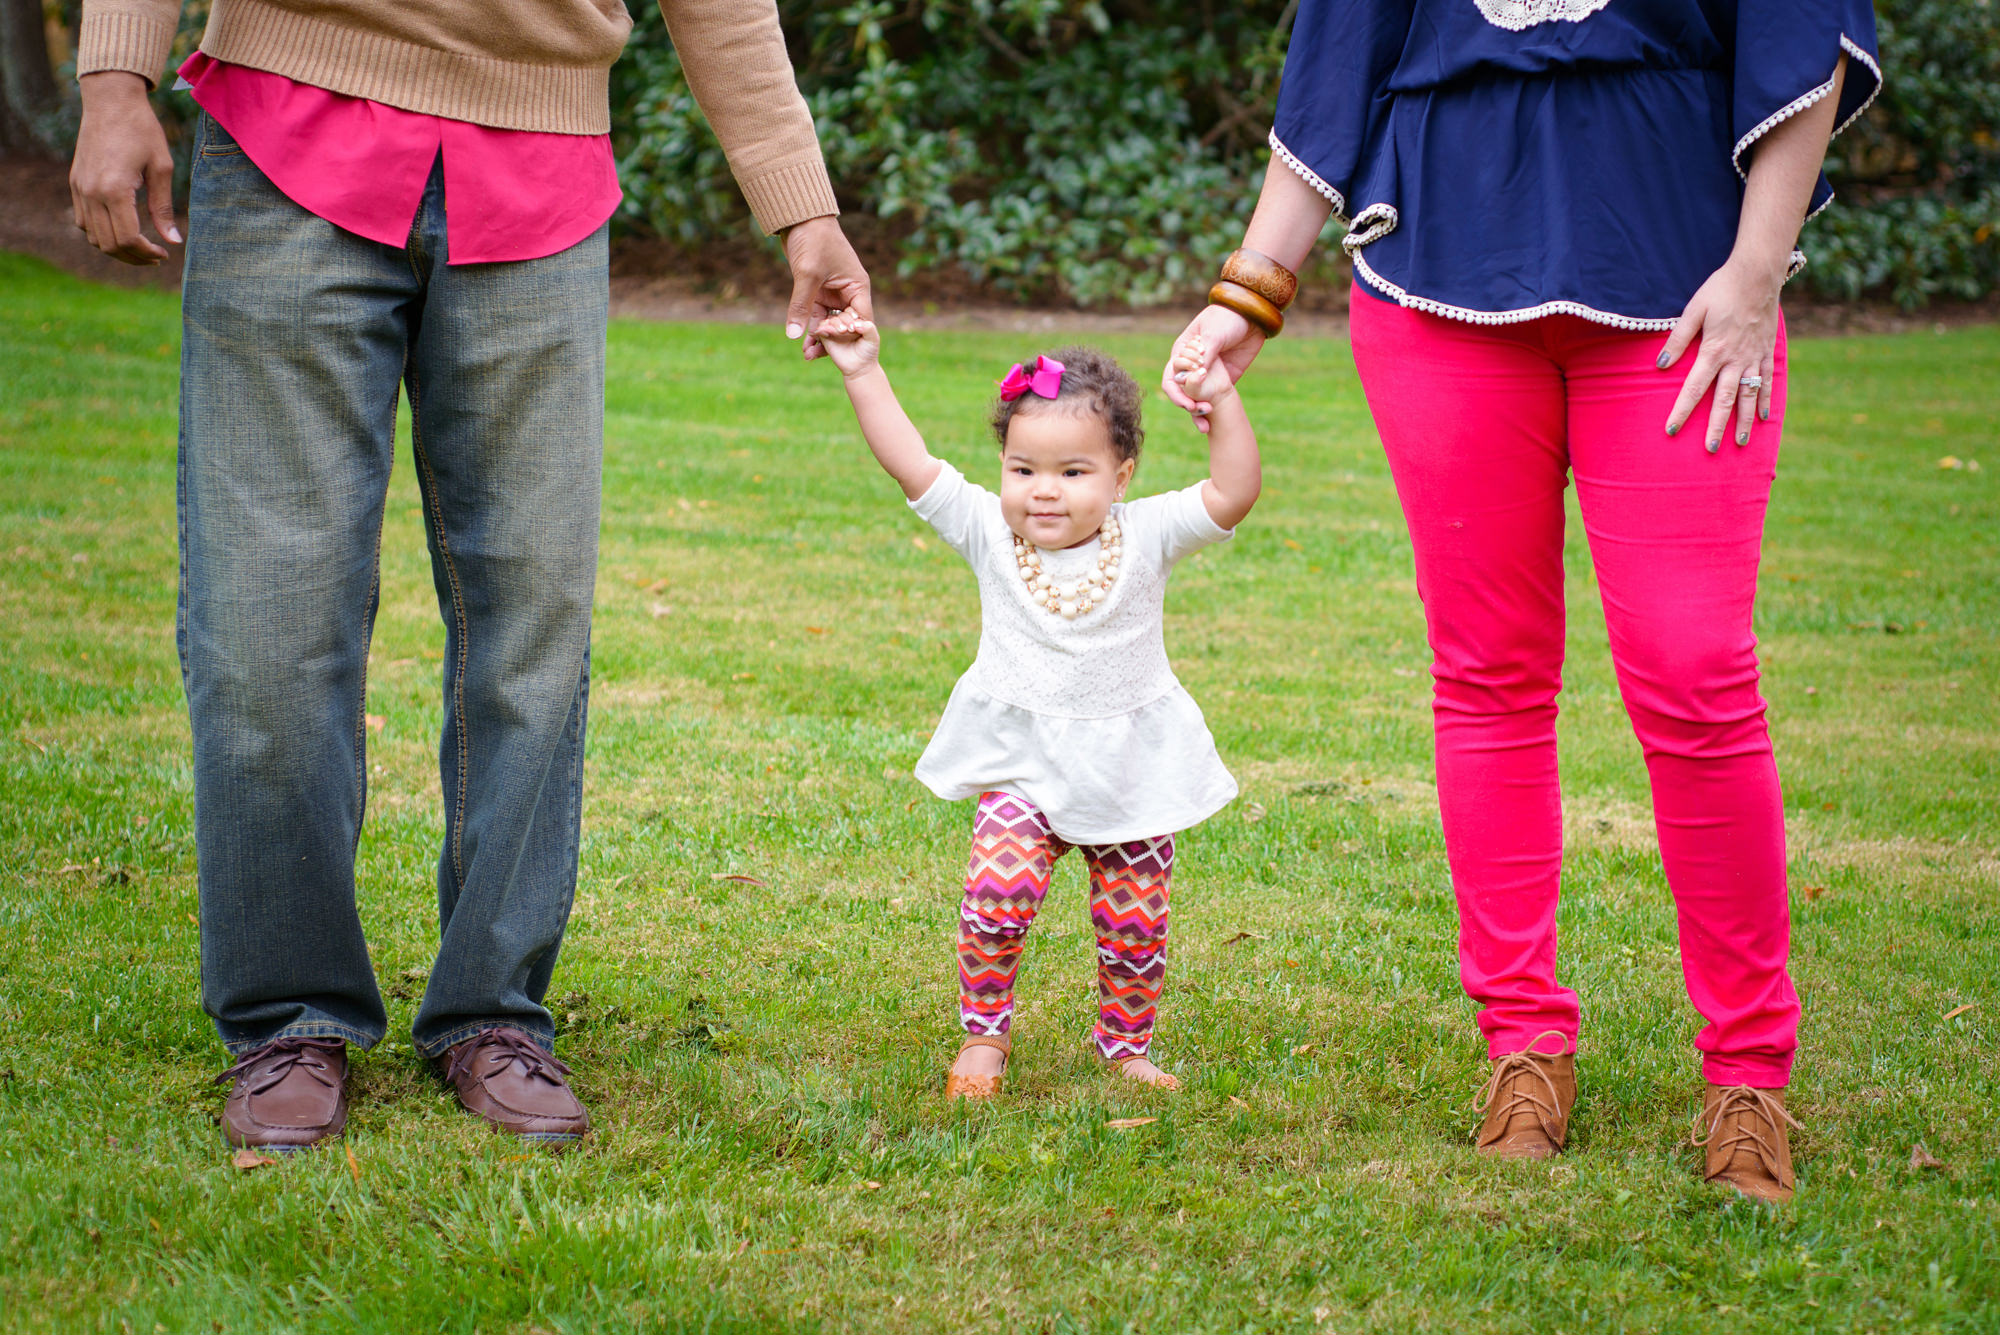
[609,1,1328,307]
[1811,1,2000,306]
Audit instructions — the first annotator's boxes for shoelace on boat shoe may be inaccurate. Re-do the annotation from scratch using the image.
[446,1026,573,1088]
[1691,1085,1801,1180]
[213,1035,344,1096]
[1473,1029,1569,1139]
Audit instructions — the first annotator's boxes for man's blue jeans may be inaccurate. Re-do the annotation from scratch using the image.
[178,111,604,1059]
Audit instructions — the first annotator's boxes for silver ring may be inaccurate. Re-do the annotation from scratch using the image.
[1739,375,1763,389]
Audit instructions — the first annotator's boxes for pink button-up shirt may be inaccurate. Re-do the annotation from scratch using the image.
[180,54,622,265]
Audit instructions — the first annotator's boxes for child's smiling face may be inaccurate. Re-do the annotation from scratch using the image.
[998,410,1136,550]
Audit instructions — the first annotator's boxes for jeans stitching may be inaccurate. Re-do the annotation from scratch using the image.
[419,1020,556,1061]
[406,370,470,893]
[197,111,244,158]
[223,1019,378,1057]
[354,507,388,822]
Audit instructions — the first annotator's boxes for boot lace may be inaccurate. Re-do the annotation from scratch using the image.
[1474,1029,1569,1139]
[1692,1085,1800,1181]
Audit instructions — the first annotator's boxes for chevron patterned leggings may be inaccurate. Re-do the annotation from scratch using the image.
[957,791,1174,1061]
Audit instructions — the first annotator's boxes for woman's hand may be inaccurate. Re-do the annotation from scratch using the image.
[1657,255,1785,452]
[1161,306,1264,435]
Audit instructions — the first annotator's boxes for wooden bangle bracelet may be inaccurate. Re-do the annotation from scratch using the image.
[1208,280,1285,337]
[1219,247,1298,311]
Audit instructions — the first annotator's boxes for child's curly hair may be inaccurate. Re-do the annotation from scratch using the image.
[990,345,1144,465]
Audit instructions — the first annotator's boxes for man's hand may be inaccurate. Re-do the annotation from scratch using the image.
[781,216,870,361]
[71,72,181,266]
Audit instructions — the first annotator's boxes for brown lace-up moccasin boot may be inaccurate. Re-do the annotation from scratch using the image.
[944,1035,1010,1100]
[1695,1084,1798,1203]
[216,1036,349,1152]
[1474,1031,1576,1160]
[438,1027,590,1145]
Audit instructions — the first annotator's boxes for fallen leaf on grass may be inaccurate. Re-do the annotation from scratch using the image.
[1943,1003,1975,1021]
[1218,931,1268,946]
[365,714,385,732]
[1803,885,1827,900]
[710,873,767,886]
[1105,1118,1157,1130]
[911,535,930,552]
[860,1180,883,1191]
[231,1149,278,1171]
[57,863,88,875]
[1910,1143,1945,1171]
[1243,802,1268,824]
[345,1144,361,1187]
[1937,456,1964,470]
[1227,1095,1249,1109]
[1291,1043,1317,1056]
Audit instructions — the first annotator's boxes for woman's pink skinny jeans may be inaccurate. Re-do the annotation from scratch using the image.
[1349,289,1798,1087]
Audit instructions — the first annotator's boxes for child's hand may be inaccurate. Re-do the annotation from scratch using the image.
[814,308,881,380]
[1169,334,1236,416]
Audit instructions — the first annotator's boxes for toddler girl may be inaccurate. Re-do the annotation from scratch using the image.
[814,310,1260,1097]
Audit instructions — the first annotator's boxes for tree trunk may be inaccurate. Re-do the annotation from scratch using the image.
[1,0,64,155]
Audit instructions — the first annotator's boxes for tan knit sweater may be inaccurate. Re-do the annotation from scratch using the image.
[77,0,836,233]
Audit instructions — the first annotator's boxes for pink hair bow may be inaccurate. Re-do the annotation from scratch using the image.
[999,354,1066,402]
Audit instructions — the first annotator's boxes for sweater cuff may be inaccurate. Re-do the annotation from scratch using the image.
[738,158,840,236]
[76,10,179,87]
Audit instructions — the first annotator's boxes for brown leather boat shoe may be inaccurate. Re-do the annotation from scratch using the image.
[215,1035,348,1152]
[438,1027,589,1145]
[1474,1031,1576,1160]
[1695,1084,1799,1203]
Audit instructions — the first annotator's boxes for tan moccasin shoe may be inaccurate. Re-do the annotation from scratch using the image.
[944,1035,1010,1100]
[1695,1084,1798,1203]
[1474,1030,1575,1160]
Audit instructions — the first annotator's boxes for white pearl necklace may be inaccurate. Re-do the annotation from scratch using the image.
[1013,516,1122,619]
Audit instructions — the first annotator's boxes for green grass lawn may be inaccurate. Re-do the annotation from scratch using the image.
[1,250,1995,1334]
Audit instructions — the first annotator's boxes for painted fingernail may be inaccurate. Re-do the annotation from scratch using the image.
[785,322,803,339]
[1759,407,1769,421]
[1656,352,1670,369]
[1706,439,1720,454]
[1666,423,1679,436]
[1737,429,1750,446]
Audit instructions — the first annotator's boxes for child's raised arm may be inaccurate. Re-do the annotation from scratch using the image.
[1172,335,1261,529]
[815,311,943,501]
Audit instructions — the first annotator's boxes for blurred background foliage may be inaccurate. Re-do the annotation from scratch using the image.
[28,0,2000,309]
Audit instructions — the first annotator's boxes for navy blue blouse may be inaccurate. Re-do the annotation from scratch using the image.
[1271,0,1882,328]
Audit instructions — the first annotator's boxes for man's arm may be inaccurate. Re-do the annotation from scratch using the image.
[70,1,184,264]
[658,0,871,357]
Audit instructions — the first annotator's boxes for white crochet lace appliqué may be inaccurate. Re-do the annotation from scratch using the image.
[1474,0,1612,31]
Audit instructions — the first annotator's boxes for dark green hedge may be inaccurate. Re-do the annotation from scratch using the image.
[57,0,1995,308]
[610,0,1999,309]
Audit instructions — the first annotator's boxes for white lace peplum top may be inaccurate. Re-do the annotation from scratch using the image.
[908,462,1239,845]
